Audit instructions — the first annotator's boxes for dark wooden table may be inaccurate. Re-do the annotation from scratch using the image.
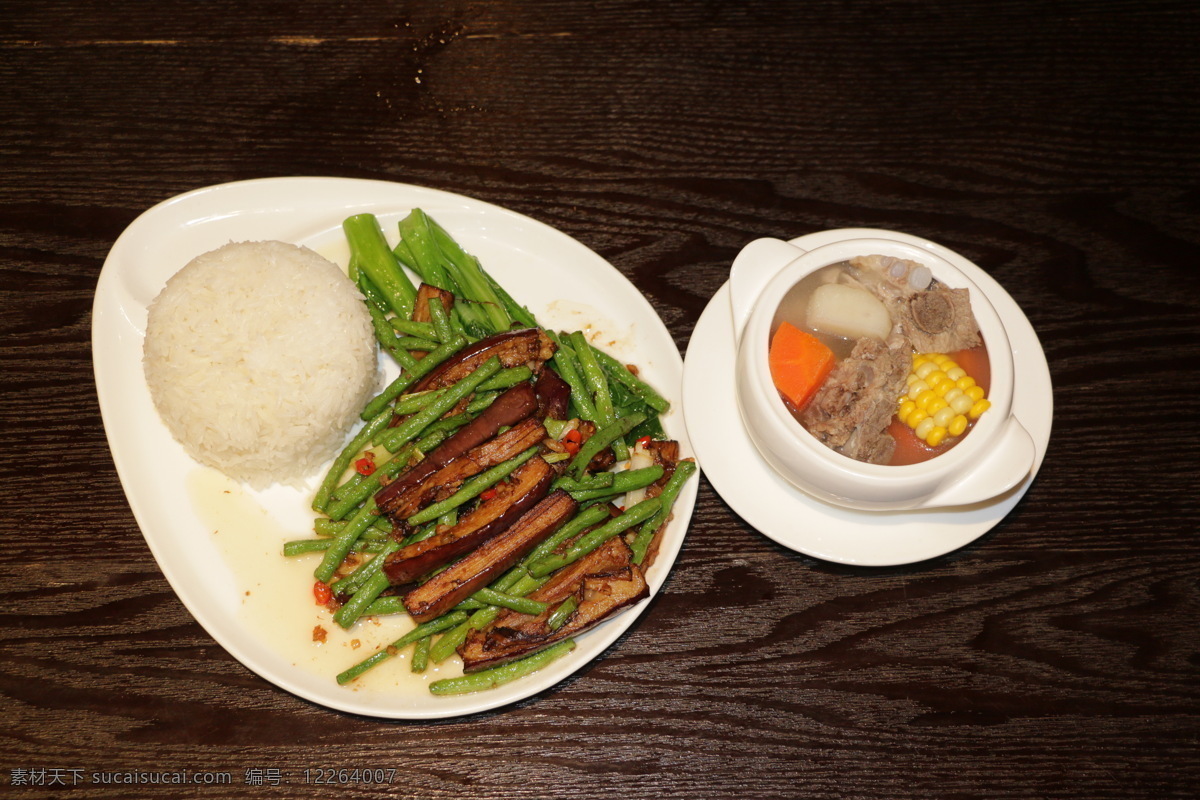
[3,2,1198,798]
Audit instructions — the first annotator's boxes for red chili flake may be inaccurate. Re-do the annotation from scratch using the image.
[480,487,499,501]
[636,436,652,448]
[354,454,377,476]
[313,581,333,605]
[562,429,583,455]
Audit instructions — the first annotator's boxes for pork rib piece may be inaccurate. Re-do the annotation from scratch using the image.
[844,254,981,353]
[799,333,911,465]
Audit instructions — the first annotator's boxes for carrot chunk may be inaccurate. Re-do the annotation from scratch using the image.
[768,322,835,410]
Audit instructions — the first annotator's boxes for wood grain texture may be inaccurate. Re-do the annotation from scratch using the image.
[2,1,1198,798]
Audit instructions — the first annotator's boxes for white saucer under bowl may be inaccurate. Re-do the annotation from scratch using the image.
[682,228,1052,567]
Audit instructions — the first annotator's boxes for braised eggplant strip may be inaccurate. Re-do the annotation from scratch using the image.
[643,439,681,471]
[457,537,648,672]
[411,283,455,324]
[402,490,578,623]
[373,382,538,511]
[534,364,571,420]
[409,327,556,393]
[377,417,547,523]
[382,456,554,585]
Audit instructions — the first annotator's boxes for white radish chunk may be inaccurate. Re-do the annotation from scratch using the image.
[805,283,892,341]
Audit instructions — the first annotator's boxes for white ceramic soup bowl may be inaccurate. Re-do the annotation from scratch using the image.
[730,232,1035,511]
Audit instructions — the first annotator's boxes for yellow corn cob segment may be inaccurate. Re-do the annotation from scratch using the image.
[896,353,990,446]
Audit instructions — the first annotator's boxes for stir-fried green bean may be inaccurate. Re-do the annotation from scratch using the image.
[546,597,578,631]
[391,415,467,451]
[410,636,431,673]
[527,497,662,578]
[568,331,619,436]
[388,368,531,424]
[429,606,501,664]
[390,388,445,416]
[312,404,394,513]
[502,571,551,599]
[465,391,498,415]
[333,570,390,629]
[390,335,441,352]
[566,412,647,479]
[548,336,598,422]
[389,318,438,340]
[376,356,502,453]
[523,504,611,569]
[630,459,697,565]
[331,539,401,598]
[592,346,670,413]
[427,294,454,343]
[314,499,379,583]
[405,446,539,526]
[363,596,406,616]
[481,365,535,390]
[282,538,388,556]
[552,471,615,493]
[324,441,420,521]
[360,335,468,421]
[428,640,576,696]
[563,465,663,502]
[463,587,548,616]
[313,517,391,538]
[365,295,419,371]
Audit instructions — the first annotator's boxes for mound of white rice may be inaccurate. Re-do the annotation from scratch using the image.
[143,240,379,489]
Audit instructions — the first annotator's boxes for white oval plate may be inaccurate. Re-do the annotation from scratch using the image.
[93,177,698,719]
[683,228,1052,566]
